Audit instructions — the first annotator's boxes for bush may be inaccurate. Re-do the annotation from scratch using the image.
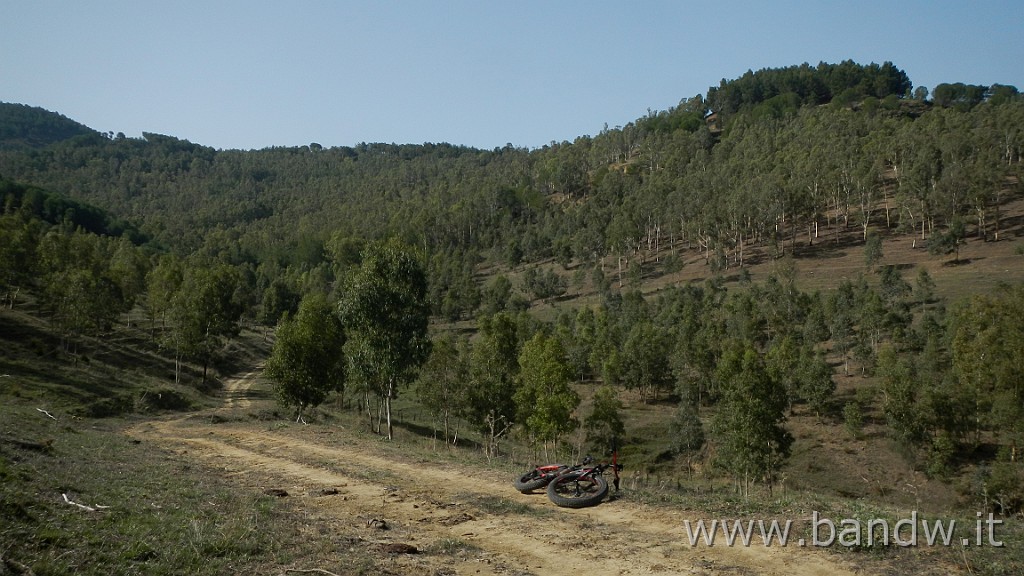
[139,388,194,412]
[925,432,956,480]
[986,461,1024,515]
[843,401,864,438]
[76,393,134,418]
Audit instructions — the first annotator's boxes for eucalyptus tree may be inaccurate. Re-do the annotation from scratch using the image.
[416,333,470,444]
[712,339,792,496]
[584,385,626,454]
[619,321,673,403]
[168,262,244,386]
[466,312,521,457]
[265,293,346,422]
[514,332,579,454]
[949,286,1024,450]
[338,238,431,440]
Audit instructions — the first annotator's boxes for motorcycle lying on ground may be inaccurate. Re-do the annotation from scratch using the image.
[546,458,622,508]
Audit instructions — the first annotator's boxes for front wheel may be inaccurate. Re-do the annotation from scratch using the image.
[513,469,549,493]
[546,472,608,508]
[513,465,566,493]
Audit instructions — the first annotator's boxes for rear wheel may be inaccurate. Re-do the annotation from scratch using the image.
[546,472,608,508]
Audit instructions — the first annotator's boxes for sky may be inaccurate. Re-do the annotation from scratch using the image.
[3,1,1022,151]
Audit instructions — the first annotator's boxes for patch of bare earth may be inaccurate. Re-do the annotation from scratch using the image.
[127,372,864,576]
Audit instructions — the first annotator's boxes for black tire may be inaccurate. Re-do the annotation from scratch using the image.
[513,465,570,493]
[546,471,609,508]
[513,469,551,493]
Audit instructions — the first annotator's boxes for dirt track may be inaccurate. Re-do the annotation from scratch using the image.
[127,370,862,576]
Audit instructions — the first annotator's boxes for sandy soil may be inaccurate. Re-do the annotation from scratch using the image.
[127,370,863,576]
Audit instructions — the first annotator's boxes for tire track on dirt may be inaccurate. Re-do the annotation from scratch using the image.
[127,370,862,576]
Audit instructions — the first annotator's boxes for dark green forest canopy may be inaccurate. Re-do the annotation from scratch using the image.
[706,60,913,117]
[0,102,98,150]
[0,61,1021,307]
[0,176,147,244]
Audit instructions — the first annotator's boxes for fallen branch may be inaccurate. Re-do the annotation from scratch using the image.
[283,569,342,576]
[36,408,57,421]
[62,493,107,512]
[960,543,974,575]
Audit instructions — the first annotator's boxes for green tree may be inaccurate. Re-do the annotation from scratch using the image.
[765,334,801,412]
[258,278,300,328]
[108,236,148,326]
[928,216,966,262]
[583,385,625,453]
[417,334,470,444]
[480,274,512,315]
[265,293,346,421]
[949,287,1024,451]
[620,321,674,402]
[670,389,706,478]
[0,212,40,308]
[879,265,911,305]
[36,229,123,357]
[843,401,864,438]
[168,263,244,386]
[522,266,567,301]
[514,333,579,451]
[878,345,926,446]
[864,230,883,271]
[798,348,835,419]
[914,267,936,308]
[712,341,793,495]
[466,313,521,457]
[324,233,365,275]
[47,266,121,358]
[338,239,431,440]
[146,255,183,335]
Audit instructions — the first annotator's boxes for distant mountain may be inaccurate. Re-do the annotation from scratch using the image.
[0,102,99,150]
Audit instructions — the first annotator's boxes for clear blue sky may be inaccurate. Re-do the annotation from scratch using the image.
[3,1,1021,151]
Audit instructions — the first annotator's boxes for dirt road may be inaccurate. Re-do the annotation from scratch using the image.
[127,370,862,576]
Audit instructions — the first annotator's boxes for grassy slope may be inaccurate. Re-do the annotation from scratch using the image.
[0,303,337,575]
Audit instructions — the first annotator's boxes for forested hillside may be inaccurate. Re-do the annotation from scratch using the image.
[2,60,1023,510]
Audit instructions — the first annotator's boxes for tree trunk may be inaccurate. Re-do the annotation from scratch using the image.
[884,189,891,229]
[385,378,395,440]
[993,186,1003,241]
[364,391,373,432]
[739,231,744,266]
[442,410,450,445]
